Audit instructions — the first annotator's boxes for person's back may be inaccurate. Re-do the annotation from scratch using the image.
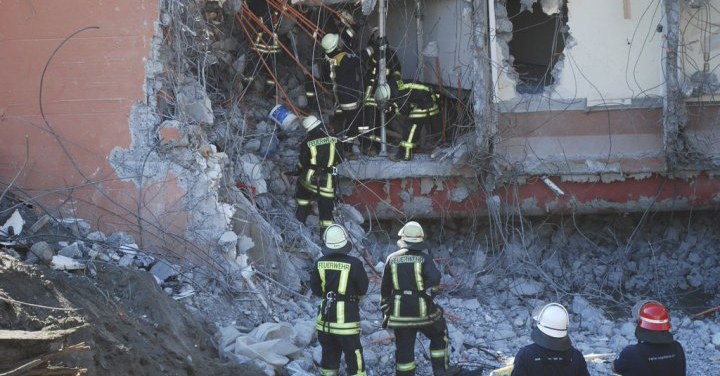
[512,343,589,376]
[511,303,590,376]
[612,300,686,376]
[613,341,685,376]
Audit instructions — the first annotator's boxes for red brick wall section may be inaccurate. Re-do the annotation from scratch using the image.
[0,1,188,243]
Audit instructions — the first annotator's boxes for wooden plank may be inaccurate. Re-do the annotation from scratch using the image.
[0,327,83,342]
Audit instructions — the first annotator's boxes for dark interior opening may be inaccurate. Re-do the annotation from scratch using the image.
[506,0,569,94]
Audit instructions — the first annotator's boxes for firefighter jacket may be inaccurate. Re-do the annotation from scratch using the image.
[296,127,342,199]
[511,343,590,376]
[361,43,402,108]
[310,251,370,335]
[326,51,363,111]
[388,78,440,119]
[612,341,686,376]
[380,243,443,328]
[246,0,281,54]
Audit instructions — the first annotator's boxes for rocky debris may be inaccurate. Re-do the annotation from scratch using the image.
[58,242,83,259]
[50,255,86,271]
[27,241,55,264]
[176,75,214,124]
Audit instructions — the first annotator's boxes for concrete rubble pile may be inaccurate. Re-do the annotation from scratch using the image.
[4,0,720,375]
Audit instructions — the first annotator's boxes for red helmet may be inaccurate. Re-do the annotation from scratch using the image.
[634,301,671,331]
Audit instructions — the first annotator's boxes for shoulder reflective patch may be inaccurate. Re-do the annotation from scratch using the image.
[390,255,424,264]
[318,261,351,270]
[307,137,336,148]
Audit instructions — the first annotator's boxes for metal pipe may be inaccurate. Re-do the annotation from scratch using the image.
[415,0,424,80]
[378,0,388,156]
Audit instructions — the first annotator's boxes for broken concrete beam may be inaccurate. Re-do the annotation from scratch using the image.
[338,156,475,180]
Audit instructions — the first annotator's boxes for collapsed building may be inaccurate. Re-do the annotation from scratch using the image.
[1,0,720,375]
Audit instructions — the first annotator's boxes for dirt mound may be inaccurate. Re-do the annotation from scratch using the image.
[0,254,263,376]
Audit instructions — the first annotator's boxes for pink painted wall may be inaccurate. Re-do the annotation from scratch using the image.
[0,0,188,244]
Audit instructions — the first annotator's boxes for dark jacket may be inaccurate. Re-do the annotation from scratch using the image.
[612,341,686,376]
[388,78,439,118]
[511,343,590,376]
[326,51,363,109]
[310,251,369,335]
[297,127,342,198]
[380,243,443,327]
[361,43,402,107]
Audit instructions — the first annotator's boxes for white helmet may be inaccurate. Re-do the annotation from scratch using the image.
[321,33,340,54]
[533,303,569,338]
[323,224,351,253]
[398,221,424,243]
[374,83,392,103]
[302,115,321,132]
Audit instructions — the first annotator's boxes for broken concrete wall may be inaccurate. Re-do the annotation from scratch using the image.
[494,0,663,104]
[0,1,174,238]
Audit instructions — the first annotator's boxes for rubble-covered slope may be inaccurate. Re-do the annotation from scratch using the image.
[0,254,264,376]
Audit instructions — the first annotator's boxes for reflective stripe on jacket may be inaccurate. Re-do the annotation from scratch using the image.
[310,253,370,335]
[297,128,342,198]
[380,248,443,328]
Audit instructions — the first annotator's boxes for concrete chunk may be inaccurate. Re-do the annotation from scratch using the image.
[150,260,177,282]
[59,242,83,259]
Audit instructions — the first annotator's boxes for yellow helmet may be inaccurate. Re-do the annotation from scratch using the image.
[302,115,321,132]
[321,33,340,54]
[398,221,424,243]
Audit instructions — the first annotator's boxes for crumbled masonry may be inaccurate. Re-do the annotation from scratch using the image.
[2,0,720,375]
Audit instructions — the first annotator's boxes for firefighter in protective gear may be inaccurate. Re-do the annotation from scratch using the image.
[310,224,369,376]
[612,301,686,376]
[360,27,402,156]
[325,9,358,51]
[381,221,451,376]
[294,115,343,229]
[375,78,441,161]
[322,33,363,158]
[241,0,283,88]
[511,303,590,376]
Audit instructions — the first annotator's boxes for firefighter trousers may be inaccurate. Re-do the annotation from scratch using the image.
[360,105,381,153]
[393,318,450,376]
[338,107,362,154]
[397,113,441,161]
[294,180,335,228]
[318,332,367,376]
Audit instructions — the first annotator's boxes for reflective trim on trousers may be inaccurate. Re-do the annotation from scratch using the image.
[396,361,416,372]
[352,349,366,376]
[320,368,339,376]
[340,101,361,110]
